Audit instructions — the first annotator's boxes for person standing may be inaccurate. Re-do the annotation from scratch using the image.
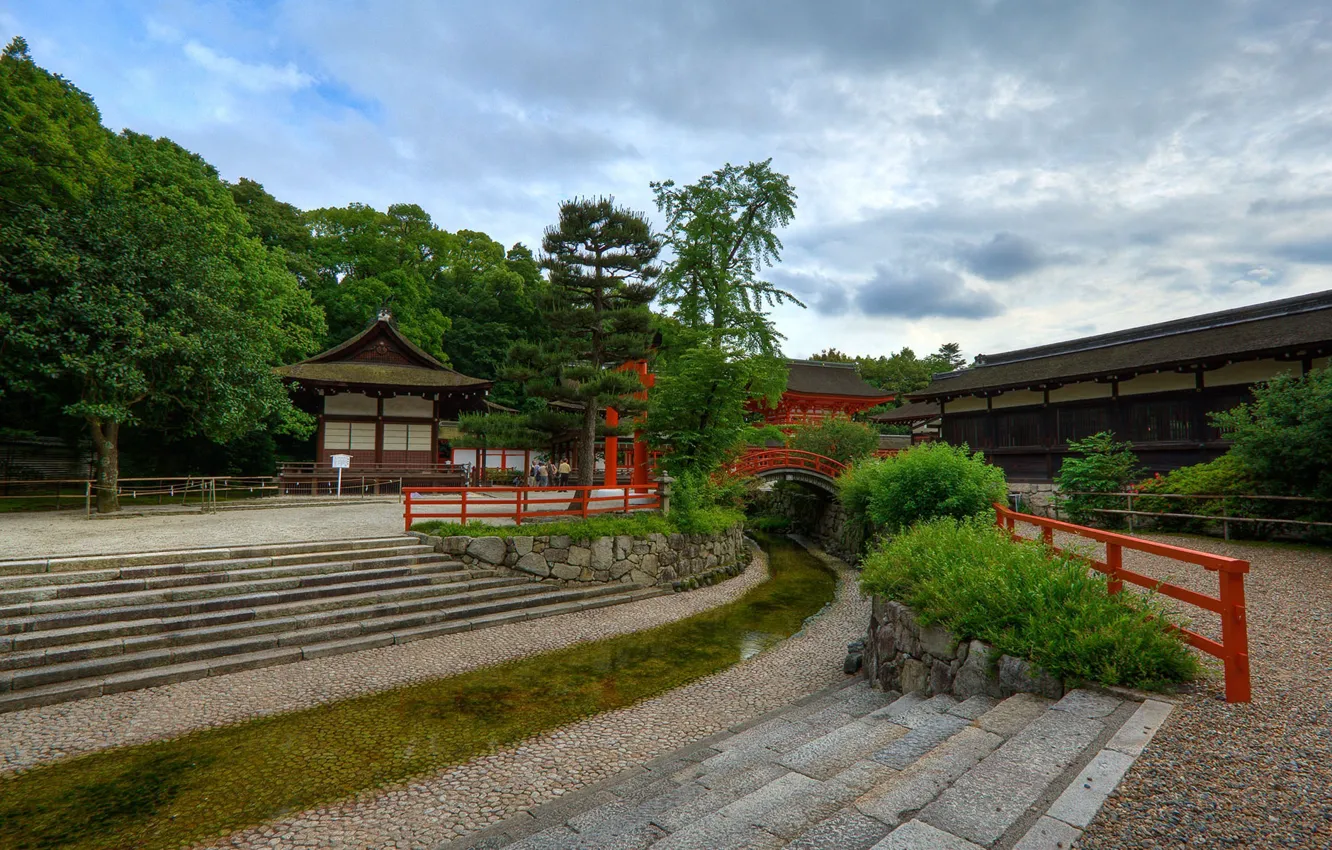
[558,457,571,486]
[535,461,549,487]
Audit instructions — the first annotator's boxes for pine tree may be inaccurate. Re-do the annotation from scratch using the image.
[506,198,661,485]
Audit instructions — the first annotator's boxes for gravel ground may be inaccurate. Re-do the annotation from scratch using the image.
[196,541,865,850]
[1,546,770,774]
[1039,532,1332,850]
[0,501,408,559]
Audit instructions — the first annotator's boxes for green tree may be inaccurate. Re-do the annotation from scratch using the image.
[305,202,453,360]
[646,345,787,477]
[228,177,319,286]
[0,36,125,210]
[652,159,802,354]
[1054,432,1141,526]
[503,197,661,485]
[788,418,879,465]
[1,131,324,512]
[1211,368,1332,498]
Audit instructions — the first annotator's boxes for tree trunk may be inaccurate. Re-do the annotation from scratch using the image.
[88,417,120,513]
[578,401,597,487]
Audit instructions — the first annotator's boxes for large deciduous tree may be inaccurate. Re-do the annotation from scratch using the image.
[652,159,802,355]
[504,198,661,485]
[1,127,324,512]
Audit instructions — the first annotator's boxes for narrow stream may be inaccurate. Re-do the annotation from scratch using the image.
[0,534,837,850]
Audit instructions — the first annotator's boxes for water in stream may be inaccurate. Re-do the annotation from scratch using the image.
[0,534,837,850]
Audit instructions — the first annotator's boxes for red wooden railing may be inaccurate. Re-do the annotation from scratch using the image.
[994,503,1251,703]
[404,483,661,530]
[730,448,847,479]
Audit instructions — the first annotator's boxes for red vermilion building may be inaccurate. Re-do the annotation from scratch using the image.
[751,360,894,427]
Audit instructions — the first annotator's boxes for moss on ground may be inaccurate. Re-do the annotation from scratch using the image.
[0,535,834,850]
[413,507,744,541]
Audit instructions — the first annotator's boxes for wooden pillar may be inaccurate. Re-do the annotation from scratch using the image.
[604,406,619,486]
[633,362,653,485]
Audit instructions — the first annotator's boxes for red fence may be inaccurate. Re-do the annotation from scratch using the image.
[730,448,847,479]
[994,503,1251,703]
[404,483,661,530]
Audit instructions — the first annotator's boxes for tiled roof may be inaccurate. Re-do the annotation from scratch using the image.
[913,290,1332,399]
[786,360,893,398]
[870,401,941,423]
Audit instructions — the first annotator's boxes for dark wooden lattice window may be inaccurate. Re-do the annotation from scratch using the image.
[1057,405,1113,444]
[1127,400,1195,442]
[943,414,991,449]
[994,410,1044,448]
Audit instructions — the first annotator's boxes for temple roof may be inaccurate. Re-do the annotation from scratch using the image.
[276,318,492,392]
[785,360,893,398]
[870,400,941,423]
[912,289,1332,400]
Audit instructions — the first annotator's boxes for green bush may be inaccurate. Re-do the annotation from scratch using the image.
[1055,432,1140,526]
[1212,368,1332,499]
[787,418,880,464]
[837,442,1006,533]
[746,514,792,533]
[412,504,743,541]
[858,518,1200,690]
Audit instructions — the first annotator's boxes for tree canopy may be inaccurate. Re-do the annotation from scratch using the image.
[652,159,802,355]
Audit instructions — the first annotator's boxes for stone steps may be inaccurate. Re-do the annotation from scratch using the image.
[462,679,1176,850]
[0,536,669,714]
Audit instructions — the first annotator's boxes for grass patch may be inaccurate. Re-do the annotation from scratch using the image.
[412,507,743,541]
[0,534,834,850]
[859,517,1201,690]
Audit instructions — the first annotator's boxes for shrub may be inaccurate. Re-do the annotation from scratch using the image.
[1134,453,1322,539]
[858,518,1200,690]
[746,514,792,533]
[412,505,743,541]
[787,418,880,464]
[838,442,1006,533]
[1055,432,1140,526]
[1212,368,1332,499]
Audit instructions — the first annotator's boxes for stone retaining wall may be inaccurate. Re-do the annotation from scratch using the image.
[864,596,1065,700]
[750,488,865,564]
[410,524,746,588]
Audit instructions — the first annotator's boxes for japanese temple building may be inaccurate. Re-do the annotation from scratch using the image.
[276,315,491,484]
[910,289,1332,481]
[751,359,894,427]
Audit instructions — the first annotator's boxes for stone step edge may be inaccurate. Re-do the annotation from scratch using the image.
[1,582,644,691]
[0,579,545,669]
[0,545,444,590]
[0,572,518,651]
[0,536,420,575]
[0,559,468,617]
[0,586,666,714]
[1,567,485,631]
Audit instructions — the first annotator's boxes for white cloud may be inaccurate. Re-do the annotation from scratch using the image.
[182,40,314,93]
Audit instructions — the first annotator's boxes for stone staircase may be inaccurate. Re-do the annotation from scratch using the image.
[463,679,1174,850]
[0,536,663,714]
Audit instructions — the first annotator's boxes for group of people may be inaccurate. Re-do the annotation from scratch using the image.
[528,458,573,487]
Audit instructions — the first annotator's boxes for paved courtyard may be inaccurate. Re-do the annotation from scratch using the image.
[0,501,407,559]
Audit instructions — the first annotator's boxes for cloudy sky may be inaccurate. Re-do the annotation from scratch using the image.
[6,1,1332,361]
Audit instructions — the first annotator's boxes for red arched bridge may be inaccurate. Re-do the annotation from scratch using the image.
[728,448,848,493]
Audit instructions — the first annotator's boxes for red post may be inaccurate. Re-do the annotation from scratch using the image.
[604,407,619,486]
[1106,543,1123,595]
[404,490,413,532]
[1041,526,1054,548]
[460,489,468,526]
[516,487,524,526]
[1219,568,1252,703]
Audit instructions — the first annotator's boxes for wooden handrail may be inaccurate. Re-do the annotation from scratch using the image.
[993,503,1251,703]
[404,483,662,530]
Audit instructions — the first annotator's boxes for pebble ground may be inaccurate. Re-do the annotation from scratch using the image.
[1,545,770,774]
[1032,531,1331,850]
[0,501,406,559]
[194,542,864,850]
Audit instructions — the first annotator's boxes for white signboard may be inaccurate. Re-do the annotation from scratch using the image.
[331,454,352,469]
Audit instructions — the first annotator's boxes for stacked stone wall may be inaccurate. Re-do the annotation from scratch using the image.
[750,488,866,564]
[864,596,1065,700]
[410,524,746,589]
